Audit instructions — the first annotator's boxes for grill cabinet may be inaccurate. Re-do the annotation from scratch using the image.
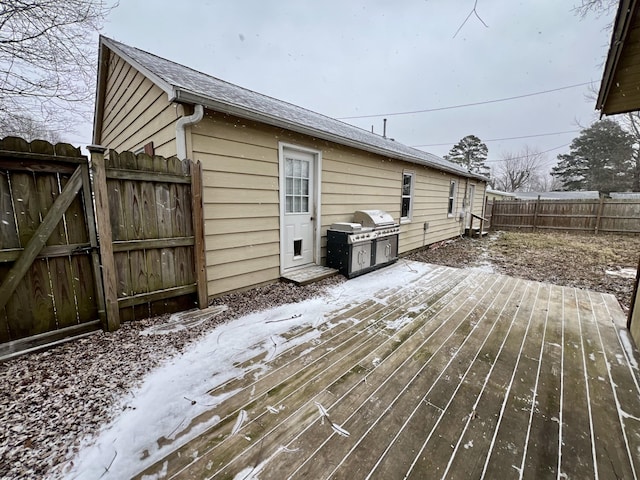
[326,210,399,278]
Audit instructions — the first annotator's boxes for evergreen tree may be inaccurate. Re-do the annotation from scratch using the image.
[552,119,634,193]
[444,135,490,177]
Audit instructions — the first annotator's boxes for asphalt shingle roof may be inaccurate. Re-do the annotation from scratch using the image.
[101,36,485,181]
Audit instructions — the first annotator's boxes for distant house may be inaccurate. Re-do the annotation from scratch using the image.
[485,189,515,201]
[511,191,600,201]
[610,192,640,199]
[93,36,487,297]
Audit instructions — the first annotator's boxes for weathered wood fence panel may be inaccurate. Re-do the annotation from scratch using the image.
[99,150,202,322]
[491,198,640,234]
[0,139,207,358]
[0,138,104,356]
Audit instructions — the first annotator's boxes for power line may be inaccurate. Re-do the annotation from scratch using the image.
[338,82,595,120]
[411,129,580,147]
[482,143,571,163]
[414,143,570,163]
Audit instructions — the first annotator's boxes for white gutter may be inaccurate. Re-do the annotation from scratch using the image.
[176,104,204,160]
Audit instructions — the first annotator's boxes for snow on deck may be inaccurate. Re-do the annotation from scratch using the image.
[65,262,640,479]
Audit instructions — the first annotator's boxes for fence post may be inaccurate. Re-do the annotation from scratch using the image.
[595,194,605,235]
[532,195,540,231]
[88,145,120,332]
[191,160,208,308]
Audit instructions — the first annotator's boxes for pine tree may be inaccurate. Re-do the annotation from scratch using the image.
[444,135,490,177]
[551,119,634,193]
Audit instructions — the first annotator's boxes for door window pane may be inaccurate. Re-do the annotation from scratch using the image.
[284,156,311,213]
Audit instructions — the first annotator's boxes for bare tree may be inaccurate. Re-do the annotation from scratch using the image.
[573,0,618,18]
[491,146,547,192]
[0,1,114,137]
[0,113,61,143]
[529,169,562,192]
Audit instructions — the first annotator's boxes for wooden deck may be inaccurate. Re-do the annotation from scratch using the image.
[135,265,640,479]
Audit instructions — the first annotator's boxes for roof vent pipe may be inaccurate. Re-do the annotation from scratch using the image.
[176,104,204,160]
[383,118,387,139]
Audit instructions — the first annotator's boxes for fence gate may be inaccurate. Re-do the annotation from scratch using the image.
[0,139,207,359]
[0,138,105,358]
[95,149,206,323]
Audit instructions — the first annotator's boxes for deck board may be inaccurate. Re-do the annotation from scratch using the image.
[132,264,640,480]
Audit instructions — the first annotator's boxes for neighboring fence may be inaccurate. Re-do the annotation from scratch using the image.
[0,138,207,358]
[489,197,640,234]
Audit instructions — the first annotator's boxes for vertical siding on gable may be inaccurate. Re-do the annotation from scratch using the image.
[99,52,178,157]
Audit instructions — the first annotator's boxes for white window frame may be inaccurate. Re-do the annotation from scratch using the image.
[448,180,457,217]
[401,171,415,223]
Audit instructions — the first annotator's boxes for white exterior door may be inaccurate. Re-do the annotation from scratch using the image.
[281,148,315,270]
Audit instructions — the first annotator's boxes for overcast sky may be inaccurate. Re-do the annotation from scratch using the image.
[78,1,615,172]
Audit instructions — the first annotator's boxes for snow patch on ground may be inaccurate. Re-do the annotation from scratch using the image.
[605,267,637,279]
[64,261,435,479]
[619,329,639,369]
[140,305,228,335]
[384,316,413,332]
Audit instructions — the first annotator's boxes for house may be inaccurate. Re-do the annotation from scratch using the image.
[485,188,515,201]
[596,0,640,346]
[511,191,600,201]
[610,192,640,199]
[596,0,640,115]
[93,36,488,297]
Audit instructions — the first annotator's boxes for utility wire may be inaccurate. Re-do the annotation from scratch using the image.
[467,143,571,163]
[337,82,595,120]
[412,129,580,148]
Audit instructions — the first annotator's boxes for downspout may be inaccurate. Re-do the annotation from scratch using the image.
[176,104,204,160]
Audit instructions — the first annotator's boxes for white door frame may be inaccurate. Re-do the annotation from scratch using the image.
[466,183,476,228]
[278,142,322,274]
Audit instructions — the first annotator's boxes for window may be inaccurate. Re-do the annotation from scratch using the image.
[401,171,414,221]
[448,181,457,216]
[284,156,310,214]
[133,141,154,156]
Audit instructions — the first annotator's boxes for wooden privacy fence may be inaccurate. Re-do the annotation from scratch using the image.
[0,138,105,356]
[94,148,207,323]
[489,197,640,234]
[0,138,206,358]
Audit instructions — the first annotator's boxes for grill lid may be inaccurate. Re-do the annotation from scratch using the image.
[330,222,362,232]
[353,210,396,228]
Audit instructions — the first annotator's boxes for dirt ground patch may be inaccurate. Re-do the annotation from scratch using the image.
[406,230,640,311]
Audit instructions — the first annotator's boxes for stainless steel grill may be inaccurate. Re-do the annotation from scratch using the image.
[326,210,399,278]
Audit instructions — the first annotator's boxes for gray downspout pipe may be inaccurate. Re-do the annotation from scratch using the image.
[176,104,204,160]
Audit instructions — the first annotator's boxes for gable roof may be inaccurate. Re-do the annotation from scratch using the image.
[95,36,486,181]
[597,0,640,115]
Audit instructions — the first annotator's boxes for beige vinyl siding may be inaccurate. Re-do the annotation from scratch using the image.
[97,54,487,298]
[192,112,282,296]
[187,109,486,296]
[100,52,178,156]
